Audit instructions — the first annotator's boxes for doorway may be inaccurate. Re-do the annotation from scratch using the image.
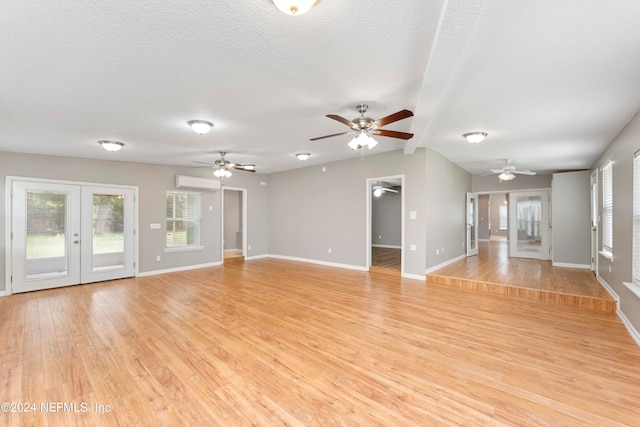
[222,187,246,262]
[508,190,550,260]
[590,169,598,273]
[367,176,404,274]
[8,178,137,294]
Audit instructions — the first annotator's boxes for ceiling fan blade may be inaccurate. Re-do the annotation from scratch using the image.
[231,166,256,173]
[326,114,356,128]
[489,169,504,174]
[512,170,536,175]
[373,129,414,140]
[375,109,414,127]
[310,131,353,141]
[480,172,497,176]
[383,188,399,193]
[193,160,216,166]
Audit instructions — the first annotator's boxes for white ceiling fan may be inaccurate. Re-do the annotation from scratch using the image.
[483,159,536,181]
[372,182,400,197]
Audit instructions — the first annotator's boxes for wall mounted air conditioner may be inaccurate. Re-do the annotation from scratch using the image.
[175,175,221,191]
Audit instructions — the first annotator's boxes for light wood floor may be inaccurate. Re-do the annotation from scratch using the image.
[1,259,639,426]
[427,241,616,312]
[371,246,401,270]
[224,249,244,262]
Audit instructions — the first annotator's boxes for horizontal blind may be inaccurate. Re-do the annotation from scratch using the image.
[602,162,613,252]
[634,153,640,283]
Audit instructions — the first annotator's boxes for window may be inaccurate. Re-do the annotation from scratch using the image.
[601,162,613,254]
[499,204,508,229]
[166,191,201,248]
[633,153,640,283]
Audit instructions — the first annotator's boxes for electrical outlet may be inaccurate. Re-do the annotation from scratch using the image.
[156,255,161,261]
[378,235,382,239]
[248,245,251,250]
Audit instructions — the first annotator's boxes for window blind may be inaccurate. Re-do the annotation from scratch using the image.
[602,162,613,253]
[633,153,640,283]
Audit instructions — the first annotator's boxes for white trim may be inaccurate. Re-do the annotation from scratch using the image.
[224,248,241,252]
[596,275,640,348]
[267,254,367,272]
[490,235,508,241]
[425,254,466,274]
[136,261,222,277]
[244,254,269,261]
[371,244,402,249]
[623,281,640,300]
[0,291,6,297]
[164,245,205,253]
[599,250,613,260]
[478,238,490,242]
[551,262,591,269]
[401,272,426,281]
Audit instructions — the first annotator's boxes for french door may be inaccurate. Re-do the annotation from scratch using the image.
[466,192,479,256]
[508,190,549,260]
[10,180,136,293]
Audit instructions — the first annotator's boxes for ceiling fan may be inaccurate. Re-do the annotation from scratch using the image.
[310,104,414,150]
[372,182,400,197]
[193,152,256,178]
[483,159,536,181]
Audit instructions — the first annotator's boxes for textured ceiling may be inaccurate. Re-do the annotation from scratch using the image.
[1,0,640,175]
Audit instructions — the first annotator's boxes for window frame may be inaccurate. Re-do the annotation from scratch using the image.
[601,161,613,257]
[165,190,203,251]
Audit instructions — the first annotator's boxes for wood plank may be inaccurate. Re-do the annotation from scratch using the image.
[0,259,638,426]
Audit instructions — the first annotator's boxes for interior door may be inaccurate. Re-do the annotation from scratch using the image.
[11,182,81,293]
[509,190,550,260]
[466,192,479,256]
[81,186,135,283]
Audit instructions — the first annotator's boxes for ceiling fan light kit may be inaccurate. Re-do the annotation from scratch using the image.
[272,0,318,15]
[187,120,214,135]
[463,132,487,144]
[98,140,125,152]
[295,153,311,160]
[348,132,377,151]
[498,171,516,181]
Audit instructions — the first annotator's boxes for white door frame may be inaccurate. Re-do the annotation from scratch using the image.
[366,175,404,275]
[508,189,550,260]
[5,176,139,295]
[590,169,599,273]
[221,186,247,261]
[466,192,479,256]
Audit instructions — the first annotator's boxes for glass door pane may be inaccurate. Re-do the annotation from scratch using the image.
[92,194,125,271]
[466,193,479,256]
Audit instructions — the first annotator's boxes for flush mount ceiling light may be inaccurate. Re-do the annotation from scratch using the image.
[463,132,487,144]
[98,140,125,152]
[272,0,318,15]
[347,131,378,151]
[187,120,214,135]
[296,153,311,160]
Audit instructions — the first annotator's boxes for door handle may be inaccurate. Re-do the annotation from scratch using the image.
[73,240,79,244]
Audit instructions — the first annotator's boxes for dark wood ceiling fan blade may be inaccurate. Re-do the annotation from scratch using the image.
[193,160,216,166]
[375,109,414,127]
[374,129,414,140]
[326,114,356,128]
[309,131,353,141]
[232,166,256,172]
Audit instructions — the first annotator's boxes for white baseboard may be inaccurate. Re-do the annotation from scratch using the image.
[244,254,269,261]
[596,275,640,348]
[552,262,591,269]
[425,254,466,274]
[267,254,367,272]
[224,248,240,252]
[0,291,6,297]
[137,261,223,277]
[371,244,402,249]
[490,236,508,241]
[401,272,426,281]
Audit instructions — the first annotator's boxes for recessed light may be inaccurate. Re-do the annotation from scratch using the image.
[98,140,125,152]
[463,132,487,144]
[187,120,214,135]
[296,153,311,160]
